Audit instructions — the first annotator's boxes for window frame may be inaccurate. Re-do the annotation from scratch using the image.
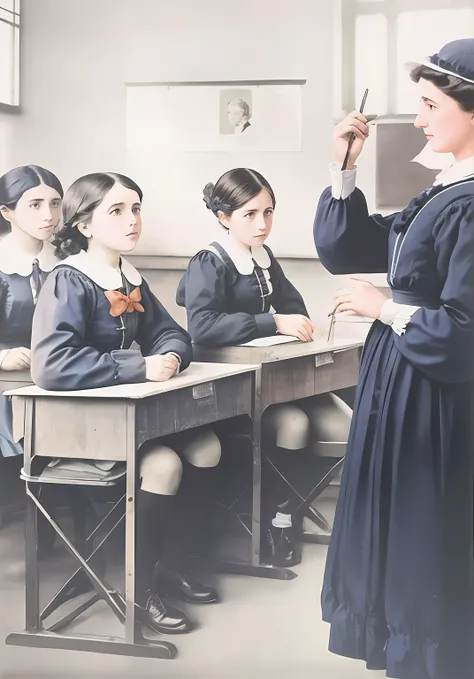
[336,0,473,119]
[0,0,21,112]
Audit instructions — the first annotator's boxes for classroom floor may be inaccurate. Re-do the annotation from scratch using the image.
[0,490,384,679]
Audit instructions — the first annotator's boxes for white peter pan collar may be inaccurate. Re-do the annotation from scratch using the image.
[0,236,57,276]
[434,155,474,186]
[56,249,142,290]
[211,235,271,275]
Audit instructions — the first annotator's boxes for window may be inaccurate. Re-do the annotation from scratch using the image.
[339,0,474,117]
[0,0,20,108]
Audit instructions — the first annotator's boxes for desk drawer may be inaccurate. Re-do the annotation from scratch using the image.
[261,355,315,411]
[313,346,361,395]
[31,397,128,461]
[136,372,253,445]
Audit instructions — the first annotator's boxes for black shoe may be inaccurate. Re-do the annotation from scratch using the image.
[265,524,302,568]
[156,569,219,604]
[136,591,194,635]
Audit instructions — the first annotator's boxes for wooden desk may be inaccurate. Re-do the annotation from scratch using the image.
[5,362,260,660]
[0,368,33,395]
[193,337,363,542]
[193,337,362,412]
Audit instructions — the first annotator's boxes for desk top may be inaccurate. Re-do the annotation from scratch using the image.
[193,336,363,364]
[6,362,258,400]
[0,368,31,383]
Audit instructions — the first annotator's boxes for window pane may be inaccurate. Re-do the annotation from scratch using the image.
[0,1,15,12]
[0,21,14,104]
[0,21,18,105]
[355,13,388,115]
[396,8,474,114]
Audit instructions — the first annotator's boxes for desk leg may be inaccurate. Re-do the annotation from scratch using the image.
[251,368,262,569]
[124,403,177,658]
[23,400,40,633]
[124,402,137,644]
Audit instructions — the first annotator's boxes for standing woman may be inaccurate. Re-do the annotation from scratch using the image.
[314,40,474,678]
[0,166,62,456]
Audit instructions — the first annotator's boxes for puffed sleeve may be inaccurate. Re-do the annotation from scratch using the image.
[176,251,277,346]
[267,250,309,316]
[136,278,192,371]
[393,199,474,383]
[314,187,398,274]
[31,268,146,390]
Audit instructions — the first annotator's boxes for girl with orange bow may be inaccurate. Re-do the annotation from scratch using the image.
[30,172,221,635]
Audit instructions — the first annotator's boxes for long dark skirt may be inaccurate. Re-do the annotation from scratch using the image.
[322,321,474,679]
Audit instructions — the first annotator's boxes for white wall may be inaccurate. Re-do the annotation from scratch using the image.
[0,113,14,176]
[10,0,338,258]
[6,0,385,331]
[11,0,127,184]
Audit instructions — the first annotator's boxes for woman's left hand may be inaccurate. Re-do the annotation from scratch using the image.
[334,279,389,319]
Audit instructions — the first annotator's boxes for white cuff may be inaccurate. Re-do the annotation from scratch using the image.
[329,162,357,200]
[378,299,420,336]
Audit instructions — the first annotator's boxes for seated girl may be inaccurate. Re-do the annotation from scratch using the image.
[0,165,65,555]
[176,168,352,567]
[30,172,221,635]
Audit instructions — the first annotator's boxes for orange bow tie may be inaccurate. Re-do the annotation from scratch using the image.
[104,287,145,317]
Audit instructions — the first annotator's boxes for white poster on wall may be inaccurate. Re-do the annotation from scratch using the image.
[127,83,303,154]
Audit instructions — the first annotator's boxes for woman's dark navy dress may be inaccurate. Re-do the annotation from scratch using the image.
[314,177,474,679]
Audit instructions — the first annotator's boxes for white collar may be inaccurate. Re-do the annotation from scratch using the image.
[55,250,142,290]
[212,235,271,275]
[0,236,57,276]
[434,156,474,186]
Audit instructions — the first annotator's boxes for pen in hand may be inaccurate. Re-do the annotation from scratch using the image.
[341,88,369,171]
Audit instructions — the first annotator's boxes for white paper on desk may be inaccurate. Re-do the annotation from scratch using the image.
[238,335,300,347]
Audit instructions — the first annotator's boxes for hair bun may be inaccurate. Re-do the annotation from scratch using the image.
[202,182,215,210]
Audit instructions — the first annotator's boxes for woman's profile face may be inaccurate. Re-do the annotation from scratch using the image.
[414,78,474,158]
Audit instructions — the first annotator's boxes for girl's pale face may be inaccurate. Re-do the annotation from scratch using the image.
[80,183,142,253]
[220,189,274,248]
[414,78,474,159]
[1,184,62,241]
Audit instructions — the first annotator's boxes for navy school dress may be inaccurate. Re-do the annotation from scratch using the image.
[175,237,309,345]
[0,238,56,458]
[314,176,474,679]
[30,250,192,391]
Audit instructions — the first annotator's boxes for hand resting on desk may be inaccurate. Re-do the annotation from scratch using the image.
[274,314,315,342]
[144,353,180,382]
[0,347,31,371]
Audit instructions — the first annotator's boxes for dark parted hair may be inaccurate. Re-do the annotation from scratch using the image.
[202,168,276,228]
[53,172,144,260]
[410,65,474,113]
[0,165,63,235]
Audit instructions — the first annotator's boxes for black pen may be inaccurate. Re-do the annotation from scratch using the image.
[327,308,337,343]
[341,88,369,171]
